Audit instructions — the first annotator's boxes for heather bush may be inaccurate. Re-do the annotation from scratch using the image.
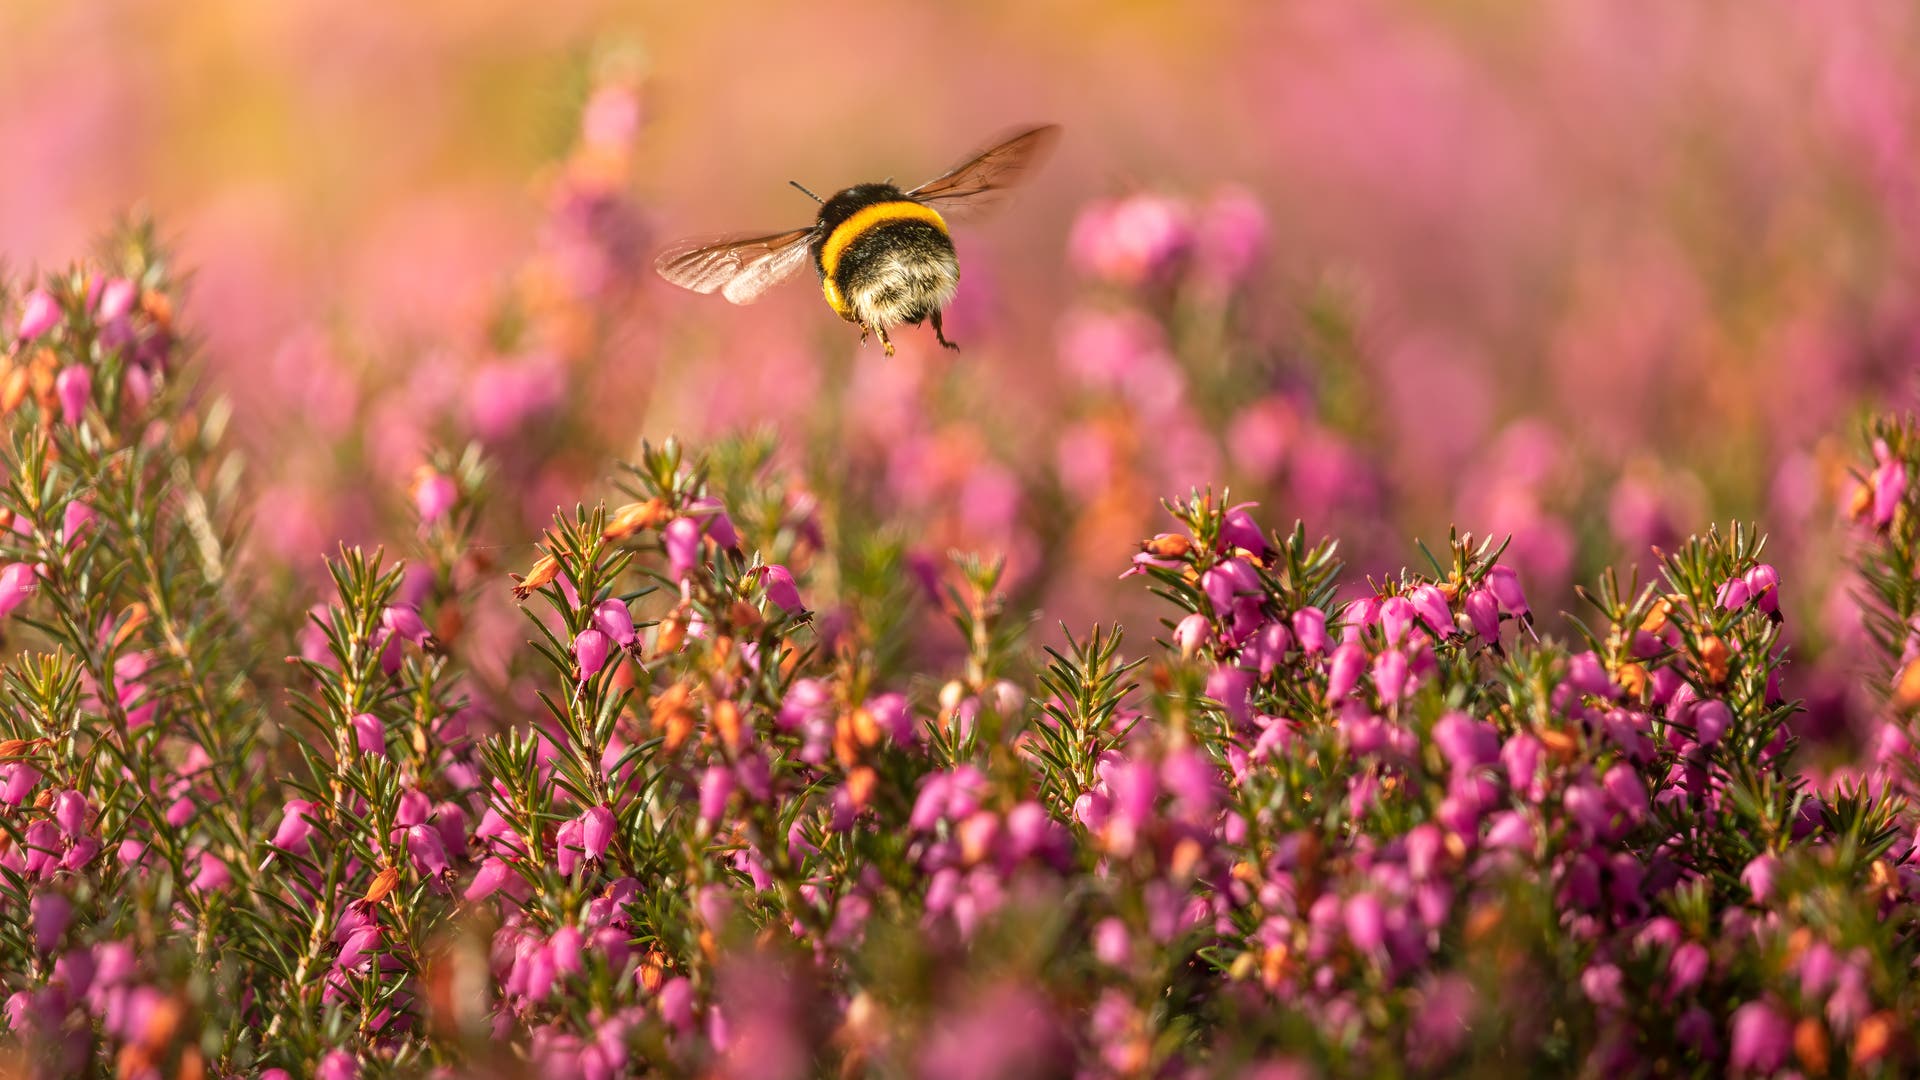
[4,228,1920,1079]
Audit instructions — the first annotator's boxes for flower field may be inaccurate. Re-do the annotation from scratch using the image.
[5,3,1920,1077]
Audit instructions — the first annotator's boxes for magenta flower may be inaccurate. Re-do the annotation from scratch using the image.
[1173,612,1211,658]
[0,562,38,617]
[1325,641,1367,704]
[580,805,615,861]
[1667,941,1709,998]
[2,761,43,806]
[1740,853,1779,903]
[1728,1000,1791,1073]
[29,892,70,952]
[1379,596,1416,646]
[350,713,386,756]
[412,470,458,524]
[574,628,612,682]
[1870,441,1907,529]
[1407,585,1453,637]
[53,790,89,837]
[273,799,318,851]
[381,604,433,647]
[699,765,735,826]
[406,824,451,877]
[1691,699,1732,746]
[465,857,514,901]
[1484,565,1530,619]
[690,496,740,550]
[61,500,95,543]
[1292,606,1329,654]
[1744,563,1780,615]
[316,1050,360,1080]
[664,517,702,580]
[1343,892,1386,954]
[17,289,59,339]
[1463,588,1500,641]
[757,564,805,614]
[593,598,637,649]
[191,851,231,891]
[1220,505,1268,557]
[54,365,91,424]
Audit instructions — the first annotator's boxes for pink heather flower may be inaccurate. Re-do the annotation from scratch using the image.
[466,857,514,901]
[556,819,584,877]
[1463,588,1500,641]
[1581,963,1624,1010]
[658,977,695,1031]
[1728,1000,1791,1074]
[350,713,386,757]
[29,893,70,952]
[1092,917,1132,968]
[1741,853,1779,903]
[2,762,42,806]
[1069,193,1193,286]
[1668,941,1709,998]
[1484,565,1530,618]
[592,599,637,649]
[690,496,739,550]
[52,790,89,837]
[54,365,91,424]
[574,628,612,682]
[316,1050,359,1080]
[1371,649,1410,705]
[1484,811,1534,853]
[381,604,433,646]
[1241,621,1291,676]
[273,799,318,851]
[1325,641,1367,704]
[1219,505,1268,557]
[412,471,458,524]
[699,765,735,826]
[191,851,230,891]
[580,806,615,861]
[1195,186,1267,288]
[1173,612,1211,658]
[1601,764,1649,824]
[407,824,450,877]
[757,564,805,614]
[96,278,136,321]
[1201,558,1260,614]
[1292,607,1328,654]
[1205,663,1255,729]
[1870,441,1907,529]
[664,517,702,580]
[1744,564,1780,615]
[61,501,95,543]
[1343,892,1386,954]
[1433,713,1500,773]
[17,289,59,339]
[1379,597,1416,646]
[1408,585,1453,638]
[0,562,37,617]
[1692,699,1733,746]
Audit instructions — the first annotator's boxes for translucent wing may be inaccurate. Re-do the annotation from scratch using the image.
[653,227,817,304]
[906,124,1061,221]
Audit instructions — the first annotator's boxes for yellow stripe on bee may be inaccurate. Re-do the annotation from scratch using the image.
[820,202,950,283]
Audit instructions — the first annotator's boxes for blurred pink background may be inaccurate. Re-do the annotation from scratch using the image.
[6,0,1920,710]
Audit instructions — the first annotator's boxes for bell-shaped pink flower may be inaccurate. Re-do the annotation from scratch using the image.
[1292,606,1328,654]
[1740,853,1779,903]
[1463,588,1500,642]
[350,713,386,757]
[758,564,805,614]
[1173,612,1211,659]
[413,471,458,524]
[579,805,615,861]
[29,892,70,952]
[664,517,702,581]
[574,628,612,682]
[690,496,739,550]
[17,289,59,340]
[1407,585,1453,638]
[53,790,89,837]
[1325,641,1367,704]
[315,1050,360,1080]
[1485,565,1530,618]
[0,562,38,618]
[1692,699,1732,746]
[1219,505,1268,557]
[407,824,450,877]
[273,799,319,851]
[699,766,735,826]
[592,599,637,648]
[1728,1000,1791,1074]
[55,366,91,424]
[381,605,433,647]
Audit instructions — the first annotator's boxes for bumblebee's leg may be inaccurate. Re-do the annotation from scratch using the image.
[876,324,895,358]
[931,309,960,351]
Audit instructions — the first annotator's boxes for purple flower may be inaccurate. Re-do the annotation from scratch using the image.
[29,892,70,952]
[407,824,450,877]
[1692,699,1732,746]
[1463,587,1500,641]
[412,470,458,524]
[593,599,637,648]
[1432,712,1500,773]
[690,496,739,550]
[1580,963,1624,1010]
[1292,607,1329,654]
[1173,612,1212,658]
[574,628,612,681]
[699,765,735,826]
[1220,505,1268,557]
[580,806,615,861]
[664,517,702,580]
[350,713,386,757]
[192,851,231,891]
[466,857,513,901]
[1484,565,1530,618]
[1741,853,1779,903]
[1716,577,1751,611]
[1744,564,1780,616]
[17,289,59,340]
[316,1050,359,1080]
[1728,1000,1791,1073]
[758,564,805,614]
[54,366,91,424]
[272,799,318,851]
[0,562,37,617]
[1343,892,1385,953]
[53,790,89,837]
[1325,641,1367,704]
[1379,596,1416,646]
[1407,585,1453,637]
[1668,941,1709,998]
[381,604,433,647]
[1069,193,1193,286]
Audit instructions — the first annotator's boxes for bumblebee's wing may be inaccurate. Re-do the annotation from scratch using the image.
[653,227,817,304]
[905,124,1060,222]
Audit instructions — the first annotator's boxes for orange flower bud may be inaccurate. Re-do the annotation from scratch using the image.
[1141,533,1191,558]
[711,700,743,753]
[845,765,877,809]
[1894,659,1920,711]
[363,866,401,905]
[1639,598,1673,634]
[1793,1017,1830,1075]
[602,498,671,541]
[1697,634,1730,683]
[510,553,562,600]
[1854,1011,1895,1064]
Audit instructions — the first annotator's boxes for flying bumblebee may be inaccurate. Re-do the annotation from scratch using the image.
[653,124,1060,356]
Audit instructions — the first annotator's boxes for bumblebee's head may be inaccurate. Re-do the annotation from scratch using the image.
[816,183,907,234]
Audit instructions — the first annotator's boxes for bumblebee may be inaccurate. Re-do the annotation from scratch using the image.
[654,124,1060,356]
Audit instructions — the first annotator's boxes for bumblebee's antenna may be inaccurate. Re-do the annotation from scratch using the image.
[789,180,824,204]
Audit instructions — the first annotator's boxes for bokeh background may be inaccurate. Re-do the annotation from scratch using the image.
[5,0,1919,741]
